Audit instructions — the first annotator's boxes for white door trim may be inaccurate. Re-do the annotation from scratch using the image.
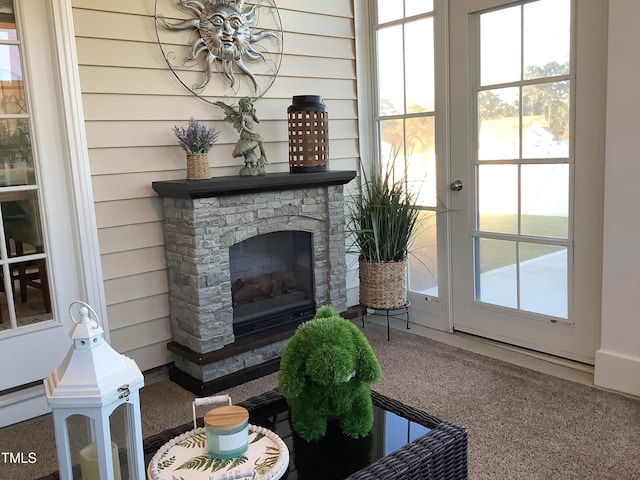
[50,0,108,332]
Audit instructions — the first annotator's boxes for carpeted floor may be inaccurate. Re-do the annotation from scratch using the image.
[1,321,639,479]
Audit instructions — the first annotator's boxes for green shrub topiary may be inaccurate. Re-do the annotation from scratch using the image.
[278,305,382,441]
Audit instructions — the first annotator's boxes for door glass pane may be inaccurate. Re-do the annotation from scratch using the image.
[523,0,570,80]
[406,0,434,17]
[378,0,434,23]
[478,164,518,234]
[480,6,521,86]
[475,238,517,308]
[405,17,434,113]
[2,191,44,252]
[0,45,27,114]
[377,1,403,24]
[409,210,438,296]
[0,258,52,328]
[0,12,17,40]
[0,118,34,186]
[0,191,52,330]
[380,137,404,186]
[406,116,435,206]
[520,243,567,318]
[379,118,403,154]
[377,25,403,115]
[478,87,519,160]
[0,4,50,333]
[521,164,569,238]
[522,81,570,158]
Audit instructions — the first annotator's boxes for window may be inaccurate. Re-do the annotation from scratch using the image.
[372,1,440,296]
[0,4,51,332]
[473,0,571,317]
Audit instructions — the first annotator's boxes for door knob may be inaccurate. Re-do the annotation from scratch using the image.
[450,180,463,191]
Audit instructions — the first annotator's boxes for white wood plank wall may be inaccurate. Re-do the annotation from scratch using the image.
[71,0,361,370]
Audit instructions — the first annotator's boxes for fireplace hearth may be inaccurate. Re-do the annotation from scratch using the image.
[153,171,356,395]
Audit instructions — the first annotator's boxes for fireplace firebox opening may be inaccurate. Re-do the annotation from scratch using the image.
[230,230,315,338]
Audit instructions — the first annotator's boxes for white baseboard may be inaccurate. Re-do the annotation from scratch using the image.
[594,349,640,397]
[0,385,51,428]
[365,314,595,386]
[346,286,359,308]
[0,368,172,428]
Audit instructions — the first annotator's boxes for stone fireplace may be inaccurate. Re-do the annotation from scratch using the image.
[152,171,356,395]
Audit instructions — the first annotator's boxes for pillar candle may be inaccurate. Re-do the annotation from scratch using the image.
[79,441,122,480]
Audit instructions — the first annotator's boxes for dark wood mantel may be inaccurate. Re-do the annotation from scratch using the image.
[152,170,357,199]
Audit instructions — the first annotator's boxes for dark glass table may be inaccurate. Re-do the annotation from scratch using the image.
[39,390,467,480]
[144,389,468,480]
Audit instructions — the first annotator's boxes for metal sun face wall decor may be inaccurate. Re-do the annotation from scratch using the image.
[155,0,283,102]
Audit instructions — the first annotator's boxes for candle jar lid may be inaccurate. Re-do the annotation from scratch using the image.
[204,405,249,429]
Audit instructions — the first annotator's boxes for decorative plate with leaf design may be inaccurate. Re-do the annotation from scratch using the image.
[148,425,289,480]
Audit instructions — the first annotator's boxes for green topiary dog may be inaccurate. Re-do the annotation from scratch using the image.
[278,305,382,441]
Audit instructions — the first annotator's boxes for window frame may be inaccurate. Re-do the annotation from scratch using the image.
[354,0,452,331]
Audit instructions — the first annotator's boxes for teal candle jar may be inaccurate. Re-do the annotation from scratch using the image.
[204,405,249,459]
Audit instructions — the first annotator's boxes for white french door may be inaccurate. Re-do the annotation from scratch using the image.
[448,0,606,362]
[0,0,105,426]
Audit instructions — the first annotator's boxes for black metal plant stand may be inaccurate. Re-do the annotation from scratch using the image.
[361,301,411,341]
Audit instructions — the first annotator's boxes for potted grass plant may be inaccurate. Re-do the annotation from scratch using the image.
[348,158,420,310]
[173,117,219,180]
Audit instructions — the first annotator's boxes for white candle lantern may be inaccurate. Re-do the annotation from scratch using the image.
[44,301,145,480]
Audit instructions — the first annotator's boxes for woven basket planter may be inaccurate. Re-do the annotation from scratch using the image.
[359,258,407,310]
[186,153,210,180]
